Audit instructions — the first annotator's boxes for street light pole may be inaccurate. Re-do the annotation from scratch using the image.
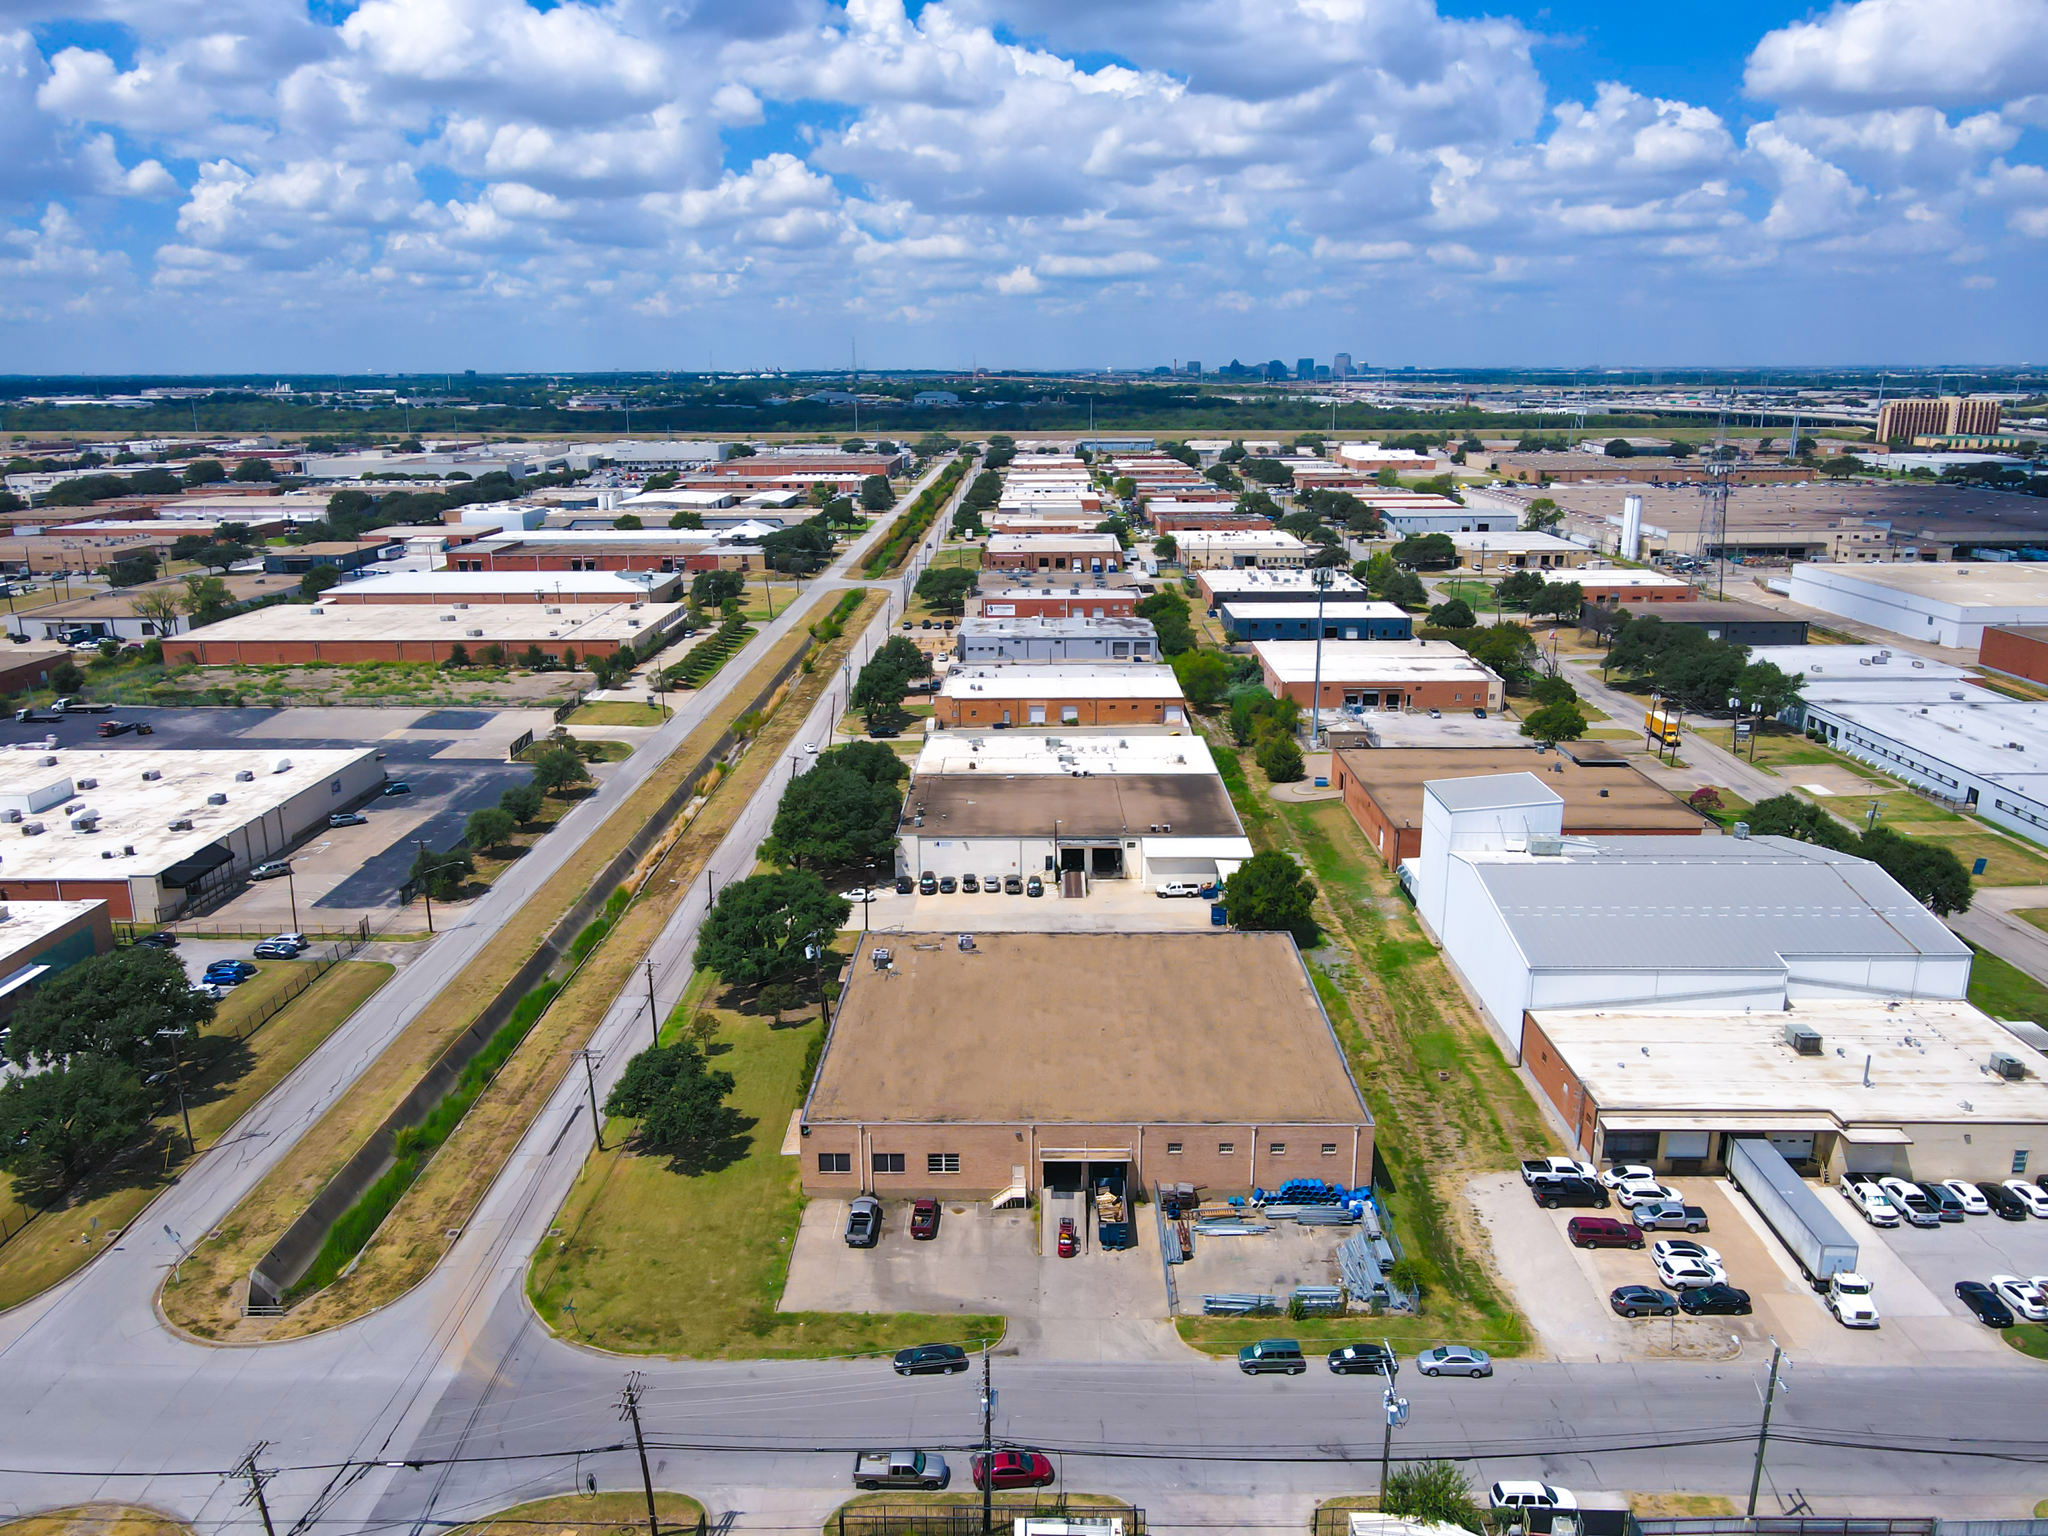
[1309,563,1333,750]
[1377,1343,1407,1505]
[645,957,659,1048]
[283,864,300,933]
[1746,1341,1788,1519]
[413,839,435,933]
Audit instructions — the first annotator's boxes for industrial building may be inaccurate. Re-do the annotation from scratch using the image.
[932,664,1186,729]
[179,598,687,665]
[895,731,1250,888]
[973,586,1140,620]
[458,530,721,574]
[801,931,1374,1200]
[983,534,1124,575]
[1592,599,1809,647]
[1173,530,1310,569]
[261,540,400,576]
[1195,568,1369,608]
[1218,600,1412,642]
[1332,748,1704,866]
[322,569,681,605]
[1788,561,2048,649]
[1253,641,1503,713]
[1447,532,1590,571]
[1381,505,1519,535]
[1410,774,1972,1061]
[7,572,284,643]
[1578,570,1696,603]
[1524,1000,2046,1183]
[0,899,115,1020]
[954,617,1157,664]
[1981,626,2048,686]
[0,746,385,921]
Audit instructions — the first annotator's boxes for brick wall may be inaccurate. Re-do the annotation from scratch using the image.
[1981,627,2048,686]
[188,635,630,664]
[975,593,1139,619]
[933,694,1181,728]
[1521,1017,1598,1154]
[1334,763,1415,866]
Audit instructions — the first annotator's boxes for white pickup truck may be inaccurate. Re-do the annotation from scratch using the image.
[1839,1178,1901,1228]
[1521,1156,1598,1186]
[852,1450,950,1491]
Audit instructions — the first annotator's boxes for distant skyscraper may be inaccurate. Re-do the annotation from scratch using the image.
[1296,357,1315,380]
[1333,353,1353,377]
[1184,360,1202,375]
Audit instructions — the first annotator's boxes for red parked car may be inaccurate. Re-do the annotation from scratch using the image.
[910,1198,940,1241]
[1057,1217,1076,1257]
[972,1451,1056,1491]
[1567,1216,1644,1250]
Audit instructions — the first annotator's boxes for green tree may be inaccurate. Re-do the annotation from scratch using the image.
[1463,621,1538,683]
[465,806,517,852]
[914,566,978,614]
[105,553,160,588]
[409,842,475,899]
[1522,497,1563,532]
[1495,569,1546,609]
[816,739,910,785]
[194,541,252,574]
[693,871,850,985]
[1222,849,1318,944]
[1529,672,1578,707]
[128,588,184,638]
[181,458,227,486]
[691,569,747,607]
[4,947,213,1069]
[604,1040,743,1168]
[1746,794,1859,852]
[613,514,643,530]
[1390,533,1458,569]
[1520,700,1589,743]
[1256,733,1305,783]
[530,740,593,794]
[1152,534,1177,559]
[1604,438,1635,458]
[864,698,914,737]
[442,642,472,670]
[500,780,545,824]
[301,565,342,598]
[1859,826,1974,916]
[1528,579,1584,622]
[1427,597,1475,629]
[859,474,895,511]
[667,510,704,530]
[231,458,276,482]
[49,659,84,694]
[1380,570,1428,610]
[1134,588,1195,656]
[1732,660,1804,722]
[1172,648,1232,708]
[765,767,903,870]
[0,1055,154,1183]
[1381,1461,1484,1534]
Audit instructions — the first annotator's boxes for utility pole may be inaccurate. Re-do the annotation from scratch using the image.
[578,1048,605,1151]
[618,1372,661,1536]
[980,1349,996,1534]
[234,1444,278,1536]
[1377,1343,1408,1505]
[1746,1341,1789,1519]
[1309,563,1333,750]
[413,839,436,934]
[645,958,659,1047]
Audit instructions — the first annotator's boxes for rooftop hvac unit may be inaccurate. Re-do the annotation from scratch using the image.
[75,777,96,790]
[440,613,458,622]
[101,849,115,860]
[628,619,640,628]
[1785,1022,1823,1055]
[1989,1051,2027,1081]
[311,606,326,615]
[21,822,42,835]
[235,769,254,782]
[0,810,18,824]
[454,603,469,610]
[546,606,562,615]
[272,758,291,773]
[1527,833,1564,857]
[467,629,484,637]
[37,755,56,767]
[206,792,227,805]
[123,845,134,856]
[168,818,192,831]
[68,815,95,831]
[142,769,162,781]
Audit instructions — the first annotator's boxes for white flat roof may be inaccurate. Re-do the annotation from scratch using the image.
[616,489,739,508]
[1810,698,2048,797]
[1747,644,1974,682]
[1217,600,1408,619]
[0,747,376,880]
[939,664,1183,700]
[915,729,1215,776]
[1530,1000,2048,1130]
[1255,640,1498,684]
[1793,561,2048,611]
[337,570,664,597]
[1447,532,1578,551]
[475,530,718,547]
[959,616,1155,637]
[1578,570,1692,589]
[1175,531,1310,549]
[200,600,683,645]
[0,899,104,964]
[986,534,1122,553]
[1199,569,1368,593]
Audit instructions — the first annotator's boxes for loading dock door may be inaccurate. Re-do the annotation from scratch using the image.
[1089,845,1123,877]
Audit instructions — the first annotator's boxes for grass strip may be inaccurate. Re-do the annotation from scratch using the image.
[807,589,865,649]
[160,602,831,1340]
[0,1507,193,1536]
[667,620,757,688]
[450,1493,706,1536]
[863,459,967,577]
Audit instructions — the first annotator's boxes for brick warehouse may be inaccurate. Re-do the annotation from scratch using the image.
[801,931,1373,1200]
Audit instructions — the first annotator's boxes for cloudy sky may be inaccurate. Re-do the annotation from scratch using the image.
[1,0,2044,373]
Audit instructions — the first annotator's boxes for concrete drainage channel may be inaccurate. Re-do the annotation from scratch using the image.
[244,629,826,1313]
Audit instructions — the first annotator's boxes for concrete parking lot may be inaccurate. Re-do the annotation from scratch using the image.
[780,1195,1178,1362]
[1470,1170,2019,1367]
[1843,1191,2048,1333]
[1168,1218,1344,1316]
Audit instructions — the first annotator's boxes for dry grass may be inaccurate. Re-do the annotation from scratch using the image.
[0,1506,192,1536]
[0,960,391,1312]
[447,1491,705,1536]
[161,590,882,1340]
[824,1493,1136,1534]
[1627,1495,1738,1518]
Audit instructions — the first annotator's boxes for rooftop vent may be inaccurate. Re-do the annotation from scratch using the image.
[168,817,192,831]
[454,603,469,610]
[21,822,43,835]
[235,770,254,782]
[75,777,96,790]
[467,629,484,637]
[207,792,227,805]
[546,606,562,615]
[1989,1051,2027,1081]
[1785,1022,1823,1055]
[123,845,134,856]
[272,758,291,773]
[141,769,162,781]
[440,613,458,622]
[1732,821,1750,839]
[36,755,56,767]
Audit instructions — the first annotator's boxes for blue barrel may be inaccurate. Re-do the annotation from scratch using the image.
[1210,903,1228,926]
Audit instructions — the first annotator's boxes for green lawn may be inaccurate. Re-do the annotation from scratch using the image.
[569,701,672,726]
[1967,945,2048,1024]
[528,965,1002,1358]
[1432,579,1496,609]
[451,1492,706,1536]
[2006,1322,2048,1360]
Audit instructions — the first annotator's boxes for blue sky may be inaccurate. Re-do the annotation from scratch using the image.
[0,0,2043,373]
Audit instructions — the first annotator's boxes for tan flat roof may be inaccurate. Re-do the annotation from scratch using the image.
[192,599,684,645]
[807,931,1372,1125]
[904,771,1241,839]
[1336,748,1704,835]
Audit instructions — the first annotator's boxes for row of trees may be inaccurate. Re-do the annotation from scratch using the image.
[408,740,593,898]
[1598,611,1805,718]
[1746,794,1973,915]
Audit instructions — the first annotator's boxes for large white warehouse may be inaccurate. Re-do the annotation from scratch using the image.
[1787,562,2048,649]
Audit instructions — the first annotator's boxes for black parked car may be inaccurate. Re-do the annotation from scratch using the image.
[1327,1343,1396,1375]
[1532,1176,1609,1211]
[1956,1280,2016,1328]
[1678,1284,1753,1316]
[1978,1182,2031,1220]
[893,1343,969,1376]
[895,874,914,894]
[134,931,178,950]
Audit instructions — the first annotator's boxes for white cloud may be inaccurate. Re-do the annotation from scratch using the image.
[1746,0,2048,110]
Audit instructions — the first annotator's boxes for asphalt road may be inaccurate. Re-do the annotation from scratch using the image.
[3,475,2045,1535]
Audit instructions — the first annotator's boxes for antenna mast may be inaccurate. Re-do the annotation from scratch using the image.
[1701,391,1732,600]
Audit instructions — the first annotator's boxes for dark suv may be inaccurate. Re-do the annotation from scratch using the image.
[1237,1339,1306,1375]
[1567,1216,1643,1250]
[1979,1181,2031,1220]
[1532,1176,1609,1210]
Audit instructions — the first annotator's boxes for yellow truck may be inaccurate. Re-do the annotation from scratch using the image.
[1644,703,1682,746]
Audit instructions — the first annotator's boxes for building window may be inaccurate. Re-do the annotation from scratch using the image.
[2017,1150,2032,1175]
[817,1152,851,1174]
[1322,1143,1338,1156]
[1269,1142,1286,1156]
[928,1152,960,1175]
[872,1152,905,1174]
[1167,1141,1183,1155]
[1218,1141,1235,1155]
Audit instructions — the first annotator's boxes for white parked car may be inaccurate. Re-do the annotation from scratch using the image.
[2003,1181,2048,1218]
[1615,1177,1681,1209]
[1841,1179,1900,1227]
[1991,1274,2048,1322]
[1827,1273,1880,1329]
[1941,1179,1991,1216]
[1653,1252,1726,1291]
[839,888,877,903]
[1490,1483,1577,1515]
[1600,1164,1657,1189]
[1651,1239,1722,1271]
